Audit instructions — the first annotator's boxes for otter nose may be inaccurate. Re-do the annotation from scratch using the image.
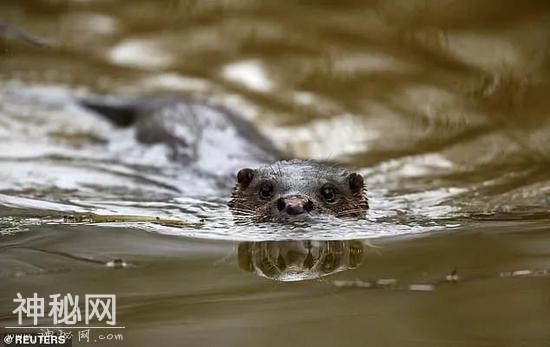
[277,196,313,216]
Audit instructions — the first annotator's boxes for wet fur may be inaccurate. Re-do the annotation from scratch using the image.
[229,159,368,222]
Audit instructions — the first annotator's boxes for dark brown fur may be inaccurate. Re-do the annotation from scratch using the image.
[229,160,368,222]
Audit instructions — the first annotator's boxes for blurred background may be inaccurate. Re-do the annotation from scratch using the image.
[1,1,550,346]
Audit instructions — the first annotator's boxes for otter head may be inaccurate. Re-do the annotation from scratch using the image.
[228,160,368,223]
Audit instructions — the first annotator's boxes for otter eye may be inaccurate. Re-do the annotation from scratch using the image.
[258,181,274,200]
[320,184,337,203]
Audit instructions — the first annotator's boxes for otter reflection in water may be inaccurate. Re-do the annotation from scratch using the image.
[238,240,365,281]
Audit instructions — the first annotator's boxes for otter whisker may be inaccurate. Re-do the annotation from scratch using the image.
[336,210,365,217]
[232,210,258,216]
[231,211,256,216]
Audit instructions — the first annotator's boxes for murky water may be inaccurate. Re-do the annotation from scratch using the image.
[1,1,550,346]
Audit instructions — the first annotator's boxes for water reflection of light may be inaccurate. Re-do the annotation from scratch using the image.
[222,59,274,92]
[140,73,210,92]
[109,38,173,69]
[270,113,379,159]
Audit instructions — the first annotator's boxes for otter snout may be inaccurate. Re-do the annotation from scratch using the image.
[276,196,314,216]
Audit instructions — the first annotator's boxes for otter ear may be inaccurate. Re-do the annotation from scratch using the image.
[347,172,364,193]
[237,168,255,189]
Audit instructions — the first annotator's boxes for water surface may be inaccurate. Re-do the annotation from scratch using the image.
[1,1,550,346]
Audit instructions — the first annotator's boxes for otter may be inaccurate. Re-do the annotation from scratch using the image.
[78,98,370,221]
[80,95,282,168]
[229,160,368,222]
[2,86,369,220]
[78,97,369,222]
[2,22,369,222]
